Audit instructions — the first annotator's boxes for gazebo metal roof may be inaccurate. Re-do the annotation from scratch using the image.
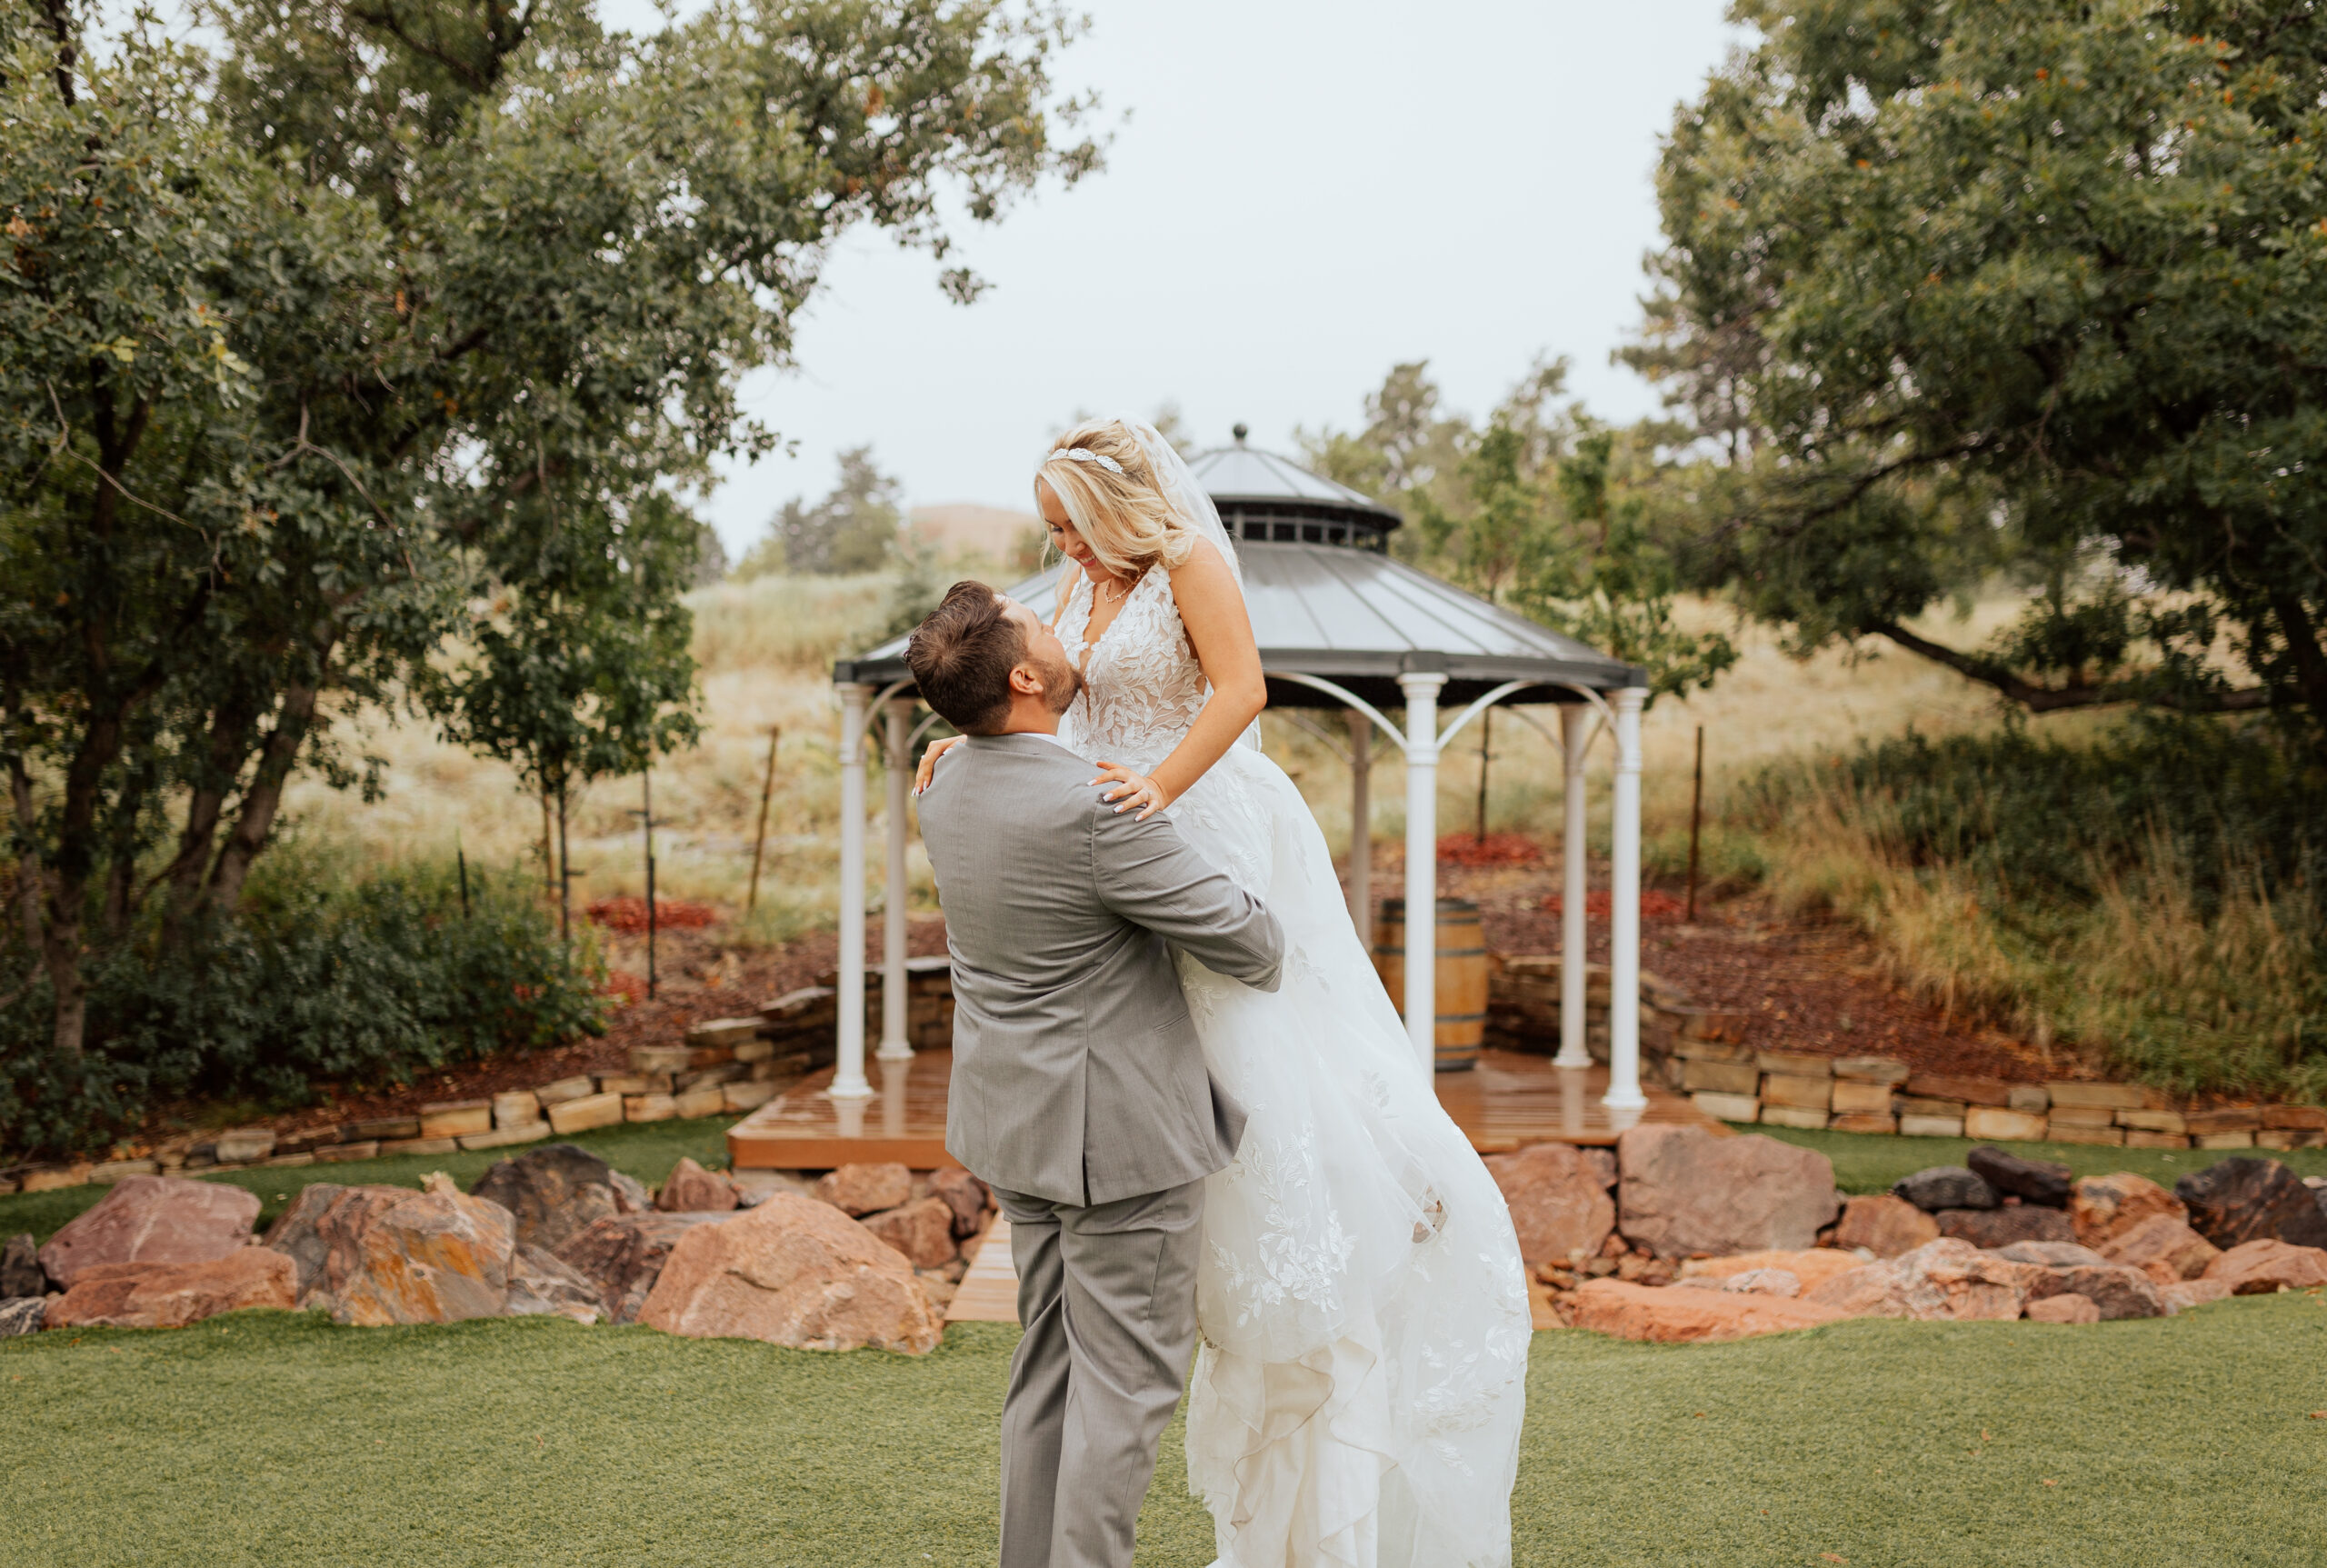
[831,432,1644,709]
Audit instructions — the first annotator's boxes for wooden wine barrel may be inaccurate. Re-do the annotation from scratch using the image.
[1372,897,1489,1072]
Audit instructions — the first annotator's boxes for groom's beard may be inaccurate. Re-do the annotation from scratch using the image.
[1042,654,1084,715]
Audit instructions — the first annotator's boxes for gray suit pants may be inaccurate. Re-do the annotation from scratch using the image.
[991,1178,1205,1568]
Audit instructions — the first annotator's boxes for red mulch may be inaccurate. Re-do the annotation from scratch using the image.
[1543,889,1688,921]
[585,896,721,934]
[1435,832,1543,869]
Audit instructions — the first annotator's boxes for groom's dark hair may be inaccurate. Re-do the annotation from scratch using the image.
[906,581,1021,734]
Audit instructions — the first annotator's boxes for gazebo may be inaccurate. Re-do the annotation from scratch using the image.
[825,430,1653,1122]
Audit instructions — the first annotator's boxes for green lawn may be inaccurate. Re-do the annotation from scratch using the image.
[2,1297,2322,1565]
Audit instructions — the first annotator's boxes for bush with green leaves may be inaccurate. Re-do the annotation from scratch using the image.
[0,856,604,1159]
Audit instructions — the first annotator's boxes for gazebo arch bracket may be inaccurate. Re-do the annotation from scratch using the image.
[1264,671,1410,754]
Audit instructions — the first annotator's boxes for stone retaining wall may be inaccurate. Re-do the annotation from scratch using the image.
[0,965,954,1196]
[1487,953,2326,1151]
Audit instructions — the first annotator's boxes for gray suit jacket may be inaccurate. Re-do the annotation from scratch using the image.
[916,733,1285,1206]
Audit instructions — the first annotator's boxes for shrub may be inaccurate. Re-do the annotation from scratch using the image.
[1743,717,2326,1098]
[0,855,604,1160]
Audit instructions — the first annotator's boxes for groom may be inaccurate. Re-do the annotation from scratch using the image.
[907,581,1284,1568]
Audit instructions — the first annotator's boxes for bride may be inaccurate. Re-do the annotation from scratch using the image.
[919,417,1530,1568]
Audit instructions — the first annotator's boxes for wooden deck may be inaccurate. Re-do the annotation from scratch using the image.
[1434,1052,1724,1150]
[728,1046,1719,1171]
[945,1217,1021,1324]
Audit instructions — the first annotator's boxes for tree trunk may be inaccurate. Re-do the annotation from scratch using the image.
[2268,591,2327,728]
[201,680,323,915]
[555,781,571,945]
[9,749,41,958]
[1474,706,1492,844]
[159,700,256,941]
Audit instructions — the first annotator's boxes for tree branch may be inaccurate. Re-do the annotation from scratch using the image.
[35,0,77,106]
[1866,620,2272,714]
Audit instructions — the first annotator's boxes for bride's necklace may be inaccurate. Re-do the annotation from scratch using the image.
[1090,573,1131,609]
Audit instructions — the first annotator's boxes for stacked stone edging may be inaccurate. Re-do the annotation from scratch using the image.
[1486,952,2327,1152]
[0,964,957,1196]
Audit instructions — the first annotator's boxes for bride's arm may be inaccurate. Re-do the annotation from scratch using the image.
[1095,536,1265,818]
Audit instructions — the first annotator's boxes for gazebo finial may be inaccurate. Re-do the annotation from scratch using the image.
[1232,423,1249,445]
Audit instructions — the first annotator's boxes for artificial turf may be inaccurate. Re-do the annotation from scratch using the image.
[2,1296,2322,1565]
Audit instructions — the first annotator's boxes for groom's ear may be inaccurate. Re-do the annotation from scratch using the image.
[1008,661,1044,696]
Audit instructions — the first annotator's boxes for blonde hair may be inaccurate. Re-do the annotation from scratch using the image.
[1035,418,1197,578]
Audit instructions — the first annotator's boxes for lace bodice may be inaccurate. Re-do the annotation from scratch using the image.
[1054,565,1210,772]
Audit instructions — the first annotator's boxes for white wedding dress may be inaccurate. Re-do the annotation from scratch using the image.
[1056,564,1530,1568]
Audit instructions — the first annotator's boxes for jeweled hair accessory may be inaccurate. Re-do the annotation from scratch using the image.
[1044,445,1124,475]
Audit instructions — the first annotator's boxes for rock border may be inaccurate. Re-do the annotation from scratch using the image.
[1487,954,2327,1153]
[0,984,855,1195]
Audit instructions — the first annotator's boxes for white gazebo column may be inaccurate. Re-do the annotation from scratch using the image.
[1554,704,1593,1070]
[1604,686,1649,1112]
[831,682,874,1101]
[1345,711,1372,938]
[1398,670,1446,1080]
[877,700,913,1063]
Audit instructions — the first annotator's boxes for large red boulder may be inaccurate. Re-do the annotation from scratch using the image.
[505,1243,607,1323]
[1615,1126,1839,1259]
[1803,1238,2042,1322]
[46,1249,296,1329]
[2023,1293,2100,1324]
[929,1169,992,1238]
[2175,1158,2327,1250]
[2018,1261,2166,1320]
[639,1193,943,1353]
[554,1212,735,1324]
[1831,1194,1941,1259]
[654,1158,739,1213]
[814,1163,914,1217]
[262,1183,515,1325]
[1484,1142,1616,1263]
[861,1197,959,1270]
[1675,1249,1871,1293]
[2098,1214,2221,1283]
[2201,1238,2327,1294]
[2069,1173,2186,1249]
[1565,1278,1849,1343]
[35,1176,259,1288]
[1934,1204,2076,1249]
[470,1144,642,1253]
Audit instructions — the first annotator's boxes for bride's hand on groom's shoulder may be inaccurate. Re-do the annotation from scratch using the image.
[914,734,967,795]
[1092,761,1171,821]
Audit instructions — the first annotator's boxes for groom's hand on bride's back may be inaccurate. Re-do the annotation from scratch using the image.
[1088,790,1284,994]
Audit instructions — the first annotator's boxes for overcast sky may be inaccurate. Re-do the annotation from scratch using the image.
[603,1,1748,554]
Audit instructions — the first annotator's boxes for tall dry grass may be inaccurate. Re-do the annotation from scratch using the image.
[283,573,921,949]
[287,583,2038,934]
[1749,742,2326,1099]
